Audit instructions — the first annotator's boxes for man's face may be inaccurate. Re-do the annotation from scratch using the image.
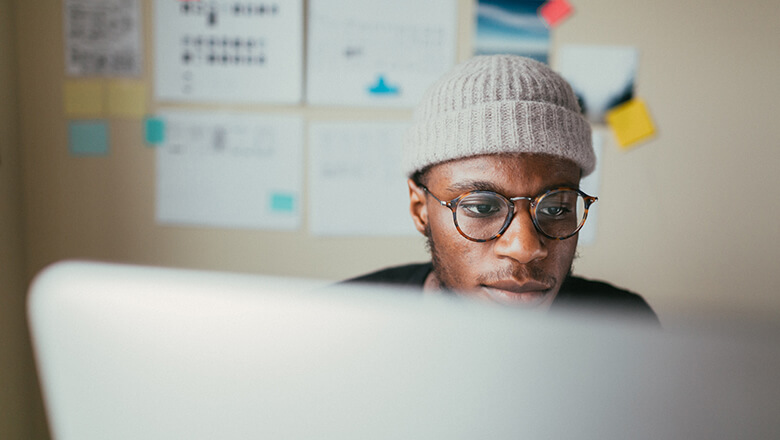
[408,153,581,309]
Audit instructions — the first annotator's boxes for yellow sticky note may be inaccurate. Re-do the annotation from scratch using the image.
[605,98,656,149]
[107,81,147,118]
[63,80,105,117]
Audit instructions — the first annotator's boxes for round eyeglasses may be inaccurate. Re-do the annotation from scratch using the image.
[420,185,597,242]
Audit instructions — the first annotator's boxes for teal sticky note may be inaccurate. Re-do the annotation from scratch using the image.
[270,193,296,213]
[144,116,165,145]
[68,121,109,156]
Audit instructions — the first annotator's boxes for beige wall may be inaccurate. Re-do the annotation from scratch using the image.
[16,0,780,321]
[7,0,780,437]
[555,0,780,327]
[1,0,38,438]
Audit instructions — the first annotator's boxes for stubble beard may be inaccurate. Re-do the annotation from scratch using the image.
[425,226,576,293]
[425,226,455,290]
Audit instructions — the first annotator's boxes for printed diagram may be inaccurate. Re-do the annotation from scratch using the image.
[306,0,457,107]
[367,76,400,96]
[308,121,416,236]
[164,118,277,159]
[156,111,304,230]
[332,19,448,75]
[176,2,280,69]
[309,16,449,104]
[154,0,303,104]
[64,0,143,77]
[180,35,267,69]
[178,1,280,26]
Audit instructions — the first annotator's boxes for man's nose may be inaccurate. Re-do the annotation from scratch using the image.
[492,210,548,263]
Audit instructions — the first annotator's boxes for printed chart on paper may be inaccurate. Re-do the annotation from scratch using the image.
[306,0,457,107]
[64,0,143,77]
[155,111,303,230]
[154,0,303,103]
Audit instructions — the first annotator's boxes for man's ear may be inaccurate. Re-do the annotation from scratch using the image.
[408,179,428,235]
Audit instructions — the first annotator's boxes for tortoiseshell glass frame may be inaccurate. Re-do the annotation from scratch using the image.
[420,185,598,242]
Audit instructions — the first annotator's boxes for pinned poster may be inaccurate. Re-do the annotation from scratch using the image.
[154,0,303,104]
[577,129,604,246]
[475,0,550,64]
[63,0,143,77]
[539,0,574,27]
[155,111,303,230]
[63,80,105,117]
[605,98,656,149]
[557,44,639,123]
[306,0,457,107]
[107,81,147,118]
[308,121,417,236]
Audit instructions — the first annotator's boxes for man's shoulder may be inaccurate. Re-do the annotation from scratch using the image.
[553,275,660,325]
[342,262,433,287]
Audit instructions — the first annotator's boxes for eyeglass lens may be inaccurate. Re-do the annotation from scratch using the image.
[454,190,587,240]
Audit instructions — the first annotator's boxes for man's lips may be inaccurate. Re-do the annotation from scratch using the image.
[485,280,552,294]
[478,280,553,306]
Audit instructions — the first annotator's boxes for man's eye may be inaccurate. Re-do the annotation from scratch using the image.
[538,205,570,218]
[461,202,502,217]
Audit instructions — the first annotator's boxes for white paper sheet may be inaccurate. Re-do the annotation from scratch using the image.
[556,45,639,123]
[154,0,303,104]
[308,121,418,236]
[64,0,143,77]
[306,0,457,107]
[156,111,303,230]
[577,129,604,246]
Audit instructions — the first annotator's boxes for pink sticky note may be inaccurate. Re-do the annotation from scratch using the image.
[539,0,574,28]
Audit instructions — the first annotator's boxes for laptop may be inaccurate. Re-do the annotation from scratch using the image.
[28,260,780,439]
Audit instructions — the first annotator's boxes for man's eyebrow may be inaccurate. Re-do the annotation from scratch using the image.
[447,180,505,194]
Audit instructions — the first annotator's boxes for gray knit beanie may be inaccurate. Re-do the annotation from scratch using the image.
[403,55,595,177]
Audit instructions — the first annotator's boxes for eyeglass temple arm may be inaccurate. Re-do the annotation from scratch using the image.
[420,185,450,207]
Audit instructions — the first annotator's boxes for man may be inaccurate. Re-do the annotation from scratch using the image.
[346,55,658,324]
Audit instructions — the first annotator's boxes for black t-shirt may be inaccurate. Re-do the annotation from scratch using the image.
[344,262,660,326]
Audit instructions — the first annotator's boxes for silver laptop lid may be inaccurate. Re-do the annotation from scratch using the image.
[28,261,780,439]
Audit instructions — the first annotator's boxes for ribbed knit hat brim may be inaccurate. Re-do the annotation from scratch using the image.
[403,55,595,177]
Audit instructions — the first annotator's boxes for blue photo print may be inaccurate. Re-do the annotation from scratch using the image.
[474,0,550,64]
